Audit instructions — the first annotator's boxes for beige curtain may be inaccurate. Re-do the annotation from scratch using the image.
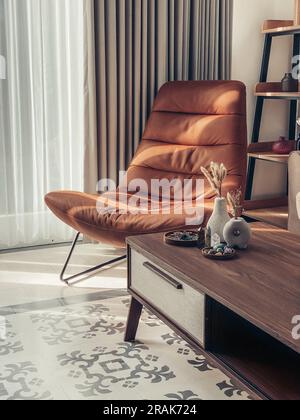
[94,0,233,184]
[83,0,98,193]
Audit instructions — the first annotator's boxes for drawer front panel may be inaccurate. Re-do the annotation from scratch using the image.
[130,250,205,346]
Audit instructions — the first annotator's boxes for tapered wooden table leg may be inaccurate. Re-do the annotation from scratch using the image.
[124,297,143,342]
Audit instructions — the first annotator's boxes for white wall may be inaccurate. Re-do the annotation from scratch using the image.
[232,0,294,199]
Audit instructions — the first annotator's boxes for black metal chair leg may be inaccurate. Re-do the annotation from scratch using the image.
[60,232,127,285]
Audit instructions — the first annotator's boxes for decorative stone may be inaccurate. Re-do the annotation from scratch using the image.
[224,247,235,255]
[214,243,226,251]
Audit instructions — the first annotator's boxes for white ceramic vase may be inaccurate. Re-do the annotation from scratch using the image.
[223,218,252,250]
[207,197,230,245]
[296,192,300,220]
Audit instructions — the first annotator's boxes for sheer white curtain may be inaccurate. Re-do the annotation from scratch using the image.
[0,0,91,249]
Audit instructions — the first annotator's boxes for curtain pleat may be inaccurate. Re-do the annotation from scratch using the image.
[125,0,133,166]
[83,0,98,194]
[95,0,233,184]
[117,0,126,174]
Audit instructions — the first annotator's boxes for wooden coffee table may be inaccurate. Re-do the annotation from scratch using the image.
[124,223,300,400]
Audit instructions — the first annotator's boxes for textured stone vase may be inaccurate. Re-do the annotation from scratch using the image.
[297,192,300,220]
[223,218,252,250]
[207,198,230,245]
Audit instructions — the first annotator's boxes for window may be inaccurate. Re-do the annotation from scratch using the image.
[0,0,85,249]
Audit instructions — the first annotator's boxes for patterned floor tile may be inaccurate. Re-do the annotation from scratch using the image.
[0,362,52,400]
[0,295,251,400]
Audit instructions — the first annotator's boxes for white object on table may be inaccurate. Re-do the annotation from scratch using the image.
[0,55,6,80]
[296,192,300,220]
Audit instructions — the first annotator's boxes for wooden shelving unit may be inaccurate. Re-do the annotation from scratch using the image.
[247,140,295,164]
[255,92,300,99]
[245,5,300,229]
[255,82,300,99]
[262,20,300,35]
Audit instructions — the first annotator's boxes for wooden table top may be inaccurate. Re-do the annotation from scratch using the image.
[127,223,300,354]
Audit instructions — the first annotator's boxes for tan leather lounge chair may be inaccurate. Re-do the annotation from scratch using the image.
[45,81,247,284]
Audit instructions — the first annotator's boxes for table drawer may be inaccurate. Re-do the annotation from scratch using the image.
[130,249,205,346]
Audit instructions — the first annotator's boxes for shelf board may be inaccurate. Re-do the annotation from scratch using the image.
[255,91,300,99]
[248,152,290,164]
[244,206,288,230]
[262,24,300,36]
[255,82,300,100]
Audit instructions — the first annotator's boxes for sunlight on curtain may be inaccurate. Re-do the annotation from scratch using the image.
[0,0,85,249]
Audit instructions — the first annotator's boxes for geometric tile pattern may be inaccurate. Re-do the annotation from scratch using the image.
[0,362,52,400]
[0,295,251,400]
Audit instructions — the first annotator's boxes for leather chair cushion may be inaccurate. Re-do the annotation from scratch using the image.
[136,80,247,199]
[152,81,246,115]
[126,165,244,201]
[45,191,213,248]
[143,113,245,146]
[45,81,248,247]
[131,140,245,179]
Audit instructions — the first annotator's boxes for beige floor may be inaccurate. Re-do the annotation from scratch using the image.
[0,243,127,307]
[0,243,251,400]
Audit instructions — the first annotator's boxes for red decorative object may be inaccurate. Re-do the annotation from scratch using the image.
[272,137,295,155]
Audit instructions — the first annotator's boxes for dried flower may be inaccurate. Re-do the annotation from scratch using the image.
[227,187,243,219]
[201,162,228,198]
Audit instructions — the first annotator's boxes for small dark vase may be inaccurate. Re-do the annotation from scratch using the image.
[272,136,295,155]
[281,73,298,92]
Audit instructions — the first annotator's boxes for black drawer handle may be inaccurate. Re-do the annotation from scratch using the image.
[143,262,183,290]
